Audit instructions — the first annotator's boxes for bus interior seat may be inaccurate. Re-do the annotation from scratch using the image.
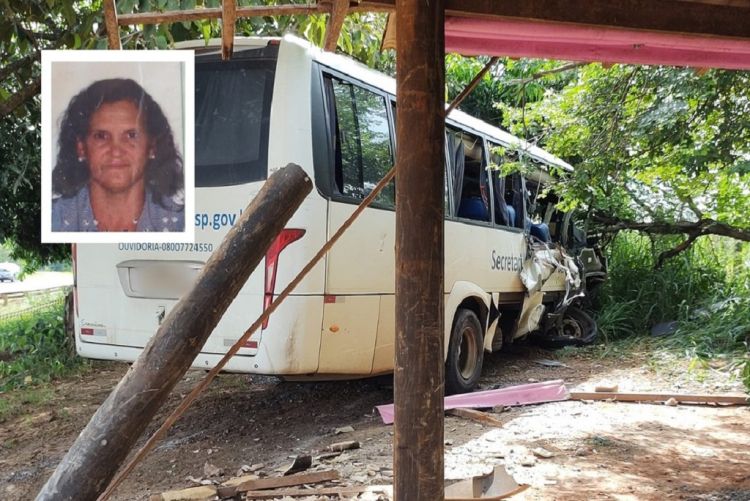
[458,197,489,220]
[528,219,551,242]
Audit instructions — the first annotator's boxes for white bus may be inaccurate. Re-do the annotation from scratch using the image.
[72,35,605,393]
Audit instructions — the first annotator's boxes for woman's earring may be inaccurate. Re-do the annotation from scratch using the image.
[78,156,85,163]
[149,152,156,159]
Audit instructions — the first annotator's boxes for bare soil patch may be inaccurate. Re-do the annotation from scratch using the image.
[1,344,748,500]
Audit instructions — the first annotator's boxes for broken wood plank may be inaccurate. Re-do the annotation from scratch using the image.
[447,408,504,427]
[240,485,393,499]
[325,440,360,452]
[570,391,749,405]
[218,470,340,497]
[149,485,217,501]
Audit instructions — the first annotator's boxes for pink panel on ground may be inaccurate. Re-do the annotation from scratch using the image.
[376,379,569,425]
[445,17,750,70]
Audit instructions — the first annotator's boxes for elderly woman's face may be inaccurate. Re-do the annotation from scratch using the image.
[76,100,152,194]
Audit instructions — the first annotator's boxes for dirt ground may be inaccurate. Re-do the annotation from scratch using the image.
[1,344,748,500]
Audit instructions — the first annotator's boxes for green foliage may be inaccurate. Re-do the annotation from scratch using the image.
[0,103,70,269]
[445,55,577,127]
[501,64,750,230]
[596,232,749,389]
[1,0,100,266]
[0,300,83,391]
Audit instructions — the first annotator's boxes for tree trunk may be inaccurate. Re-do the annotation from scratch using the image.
[37,163,312,501]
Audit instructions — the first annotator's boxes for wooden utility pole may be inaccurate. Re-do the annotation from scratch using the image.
[37,164,312,501]
[393,0,446,500]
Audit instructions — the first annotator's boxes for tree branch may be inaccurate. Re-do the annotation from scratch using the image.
[0,78,41,117]
[504,61,587,87]
[593,213,750,268]
[0,51,40,85]
[593,214,750,242]
[656,232,700,268]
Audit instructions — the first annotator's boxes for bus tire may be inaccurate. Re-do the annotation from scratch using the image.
[445,309,484,394]
[542,306,598,348]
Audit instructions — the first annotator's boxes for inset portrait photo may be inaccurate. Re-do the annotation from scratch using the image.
[41,50,194,243]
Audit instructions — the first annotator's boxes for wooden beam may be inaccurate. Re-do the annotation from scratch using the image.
[393,0,445,499]
[117,4,325,26]
[36,165,312,501]
[103,0,122,49]
[221,0,236,60]
[570,392,749,405]
[359,0,750,39]
[324,0,349,52]
[447,408,505,427]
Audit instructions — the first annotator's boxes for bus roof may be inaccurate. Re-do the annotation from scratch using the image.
[180,34,574,173]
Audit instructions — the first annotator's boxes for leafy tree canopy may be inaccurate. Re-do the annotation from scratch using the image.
[496,63,750,264]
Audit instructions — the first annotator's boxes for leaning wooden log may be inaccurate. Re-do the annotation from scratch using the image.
[36,164,312,501]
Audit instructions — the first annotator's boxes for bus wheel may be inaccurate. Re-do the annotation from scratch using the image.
[543,306,598,348]
[445,309,484,394]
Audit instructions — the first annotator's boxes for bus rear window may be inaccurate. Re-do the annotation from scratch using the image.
[195,49,277,187]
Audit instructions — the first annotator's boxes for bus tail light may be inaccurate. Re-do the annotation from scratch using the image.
[262,228,305,329]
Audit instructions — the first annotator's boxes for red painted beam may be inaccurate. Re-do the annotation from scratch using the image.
[445,16,750,69]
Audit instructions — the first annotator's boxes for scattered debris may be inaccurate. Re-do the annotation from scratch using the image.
[325,440,360,452]
[651,321,679,338]
[203,462,223,478]
[594,382,619,393]
[519,455,537,467]
[665,397,679,406]
[220,475,259,489]
[532,447,554,459]
[447,408,504,427]
[315,451,342,461]
[334,425,355,435]
[377,380,569,424]
[534,359,568,368]
[444,466,528,500]
[150,485,217,501]
[239,485,392,499]
[569,391,749,405]
[282,454,312,475]
[216,470,340,498]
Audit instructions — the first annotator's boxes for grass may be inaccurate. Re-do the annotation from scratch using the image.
[0,299,86,392]
[592,232,750,390]
[0,386,56,422]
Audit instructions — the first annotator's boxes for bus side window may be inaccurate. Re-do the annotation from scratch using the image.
[328,77,395,208]
[449,129,489,222]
